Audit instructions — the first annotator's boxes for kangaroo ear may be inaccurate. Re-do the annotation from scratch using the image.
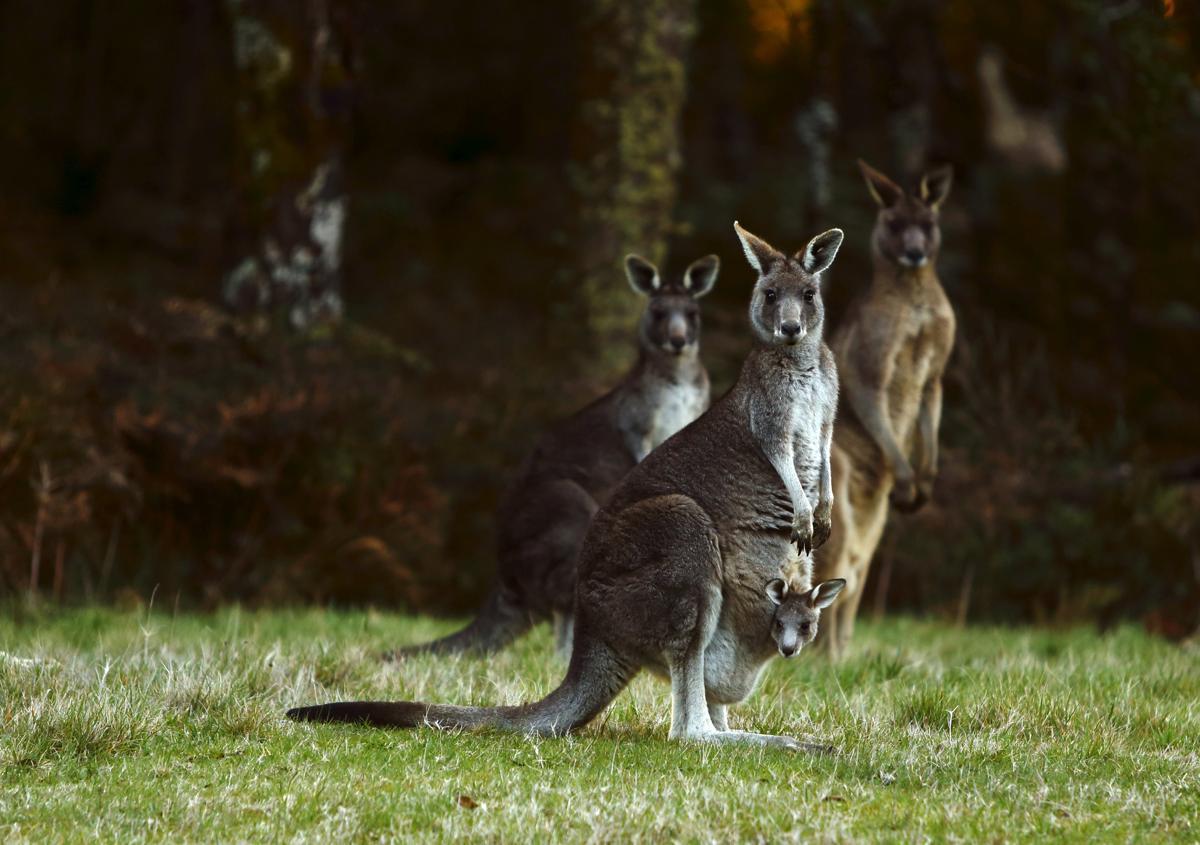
[733,221,782,275]
[765,578,789,606]
[919,164,953,210]
[808,578,846,610]
[683,254,719,298]
[858,159,904,208]
[625,255,660,296]
[798,228,844,275]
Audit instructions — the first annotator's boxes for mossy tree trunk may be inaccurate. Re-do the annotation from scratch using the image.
[569,0,698,380]
[222,0,356,331]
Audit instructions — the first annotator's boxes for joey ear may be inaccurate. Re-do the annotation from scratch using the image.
[733,221,782,275]
[683,254,719,298]
[919,165,953,210]
[798,228,844,275]
[857,159,904,208]
[765,578,788,606]
[808,578,847,610]
[625,255,660,295]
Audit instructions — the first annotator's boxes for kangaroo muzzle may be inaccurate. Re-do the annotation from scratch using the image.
[667,313,689,353]
[899,230,928,267]
[778,634,800,658]
[778,302,805,343]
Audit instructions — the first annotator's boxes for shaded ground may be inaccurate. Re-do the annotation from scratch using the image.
[1,606,1197,842]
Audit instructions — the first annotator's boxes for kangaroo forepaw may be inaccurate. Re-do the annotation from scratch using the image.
[811,510,832,549]
[791,514,814,553]
[889,478,925,513]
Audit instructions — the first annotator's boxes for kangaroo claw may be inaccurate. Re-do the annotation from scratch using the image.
[791,519,814,553]
[811,517,832,549]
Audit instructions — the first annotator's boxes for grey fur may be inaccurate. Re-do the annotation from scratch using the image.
[292,224,843,752]
[392,256,716,656]
[766,577,846,657]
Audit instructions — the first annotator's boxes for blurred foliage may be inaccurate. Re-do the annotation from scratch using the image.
[0,0,1197,633]
[869,311,1200,638]
[0,279,449,606]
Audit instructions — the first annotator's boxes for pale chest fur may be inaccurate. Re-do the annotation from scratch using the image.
[886,297,953,448]
[750,362,832,499]
[647,374,709,449]
[788,372,833,496]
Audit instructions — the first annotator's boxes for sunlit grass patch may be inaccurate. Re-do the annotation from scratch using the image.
[0,606,1197,842]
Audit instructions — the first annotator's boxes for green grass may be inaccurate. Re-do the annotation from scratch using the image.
[1,606,1197,843]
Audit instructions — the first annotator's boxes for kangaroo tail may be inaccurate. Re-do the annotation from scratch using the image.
[388,588,534,658]
[289,639,634,737]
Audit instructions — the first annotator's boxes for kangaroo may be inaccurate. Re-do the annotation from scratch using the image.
[693,574,846,734]
[814,159,956,660]
[290,223,844,751]
[393,254,719,657]
[766,576,846,659]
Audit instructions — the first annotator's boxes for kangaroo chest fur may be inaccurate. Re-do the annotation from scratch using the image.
[887,303,947,445]
[745,353,831,502]
[614,357,710,463]
[653,377,709,447]
[835,275,953,462]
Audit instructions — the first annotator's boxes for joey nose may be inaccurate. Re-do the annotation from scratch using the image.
[904,249,925,265]
[780,321,803,339]
[779,643,798,658]
[669,335,687,351]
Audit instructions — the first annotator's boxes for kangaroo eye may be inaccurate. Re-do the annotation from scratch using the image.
[764,289,777,303]
[803,290,816,303]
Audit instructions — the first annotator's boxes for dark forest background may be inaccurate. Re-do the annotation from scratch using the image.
[0,0,1197,636]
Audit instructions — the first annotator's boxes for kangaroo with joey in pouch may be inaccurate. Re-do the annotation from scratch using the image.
[392,254,719,658]
[291,223,847,751]
[814,159,956,660]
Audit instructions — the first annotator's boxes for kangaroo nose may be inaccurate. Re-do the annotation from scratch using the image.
[779,643,797,658]
[670,335,687,351]
[780,321,803,339]
[904,249,925,265]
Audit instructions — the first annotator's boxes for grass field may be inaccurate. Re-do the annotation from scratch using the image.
[1,605,1197,843]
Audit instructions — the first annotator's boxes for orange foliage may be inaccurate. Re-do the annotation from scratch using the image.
[0,291,450,606]
[746,0,812,63]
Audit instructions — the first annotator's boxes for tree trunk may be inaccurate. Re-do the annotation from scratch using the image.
[221,0,356,331]
[569,0,698,380]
